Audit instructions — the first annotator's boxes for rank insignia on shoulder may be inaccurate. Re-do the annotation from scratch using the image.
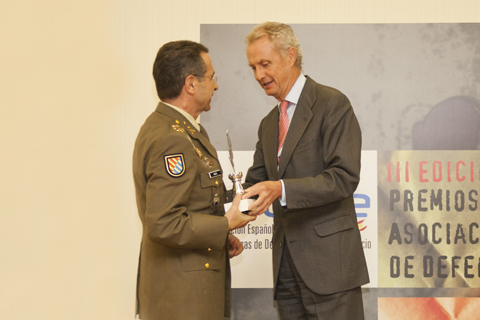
[172,124,185,133]
[164,154,185,177]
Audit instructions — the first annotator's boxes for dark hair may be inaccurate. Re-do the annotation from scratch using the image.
[153,40,209,100]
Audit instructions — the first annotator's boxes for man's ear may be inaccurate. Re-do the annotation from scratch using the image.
[184,74,197,94]
[287,47,297,67]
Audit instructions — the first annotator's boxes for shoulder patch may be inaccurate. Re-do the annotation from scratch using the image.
[164,154,186,177]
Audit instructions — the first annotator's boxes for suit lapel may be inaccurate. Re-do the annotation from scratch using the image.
[278,77,316,177]
[264,107,280,180]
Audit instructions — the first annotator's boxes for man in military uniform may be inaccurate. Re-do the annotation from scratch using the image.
[132,40,256,320]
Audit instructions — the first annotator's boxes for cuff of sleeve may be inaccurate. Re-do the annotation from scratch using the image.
[279,179,287,206]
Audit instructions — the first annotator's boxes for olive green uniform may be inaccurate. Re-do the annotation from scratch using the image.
[133,102,230,320]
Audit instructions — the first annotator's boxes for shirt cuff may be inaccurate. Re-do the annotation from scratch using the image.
[279,179,287,206]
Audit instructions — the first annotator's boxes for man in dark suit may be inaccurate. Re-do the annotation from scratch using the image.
[132,40,255,320]
[242,22,369,320]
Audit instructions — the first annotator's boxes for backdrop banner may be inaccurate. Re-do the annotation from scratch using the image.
[201,23,480,319]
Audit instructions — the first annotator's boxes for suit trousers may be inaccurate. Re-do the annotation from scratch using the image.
[275,243,365,320]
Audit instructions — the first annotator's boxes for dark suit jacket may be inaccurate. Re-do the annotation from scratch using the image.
[245,76,369,295]
[133,102,230,320]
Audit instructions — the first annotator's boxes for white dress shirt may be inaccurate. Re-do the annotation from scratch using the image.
[279,74,307,206]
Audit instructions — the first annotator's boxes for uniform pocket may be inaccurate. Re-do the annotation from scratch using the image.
[200,169,223,188]
[199,168,225,214]
[181,249,223,271]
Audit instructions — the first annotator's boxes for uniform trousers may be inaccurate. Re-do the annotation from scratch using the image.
[275,243,365,320]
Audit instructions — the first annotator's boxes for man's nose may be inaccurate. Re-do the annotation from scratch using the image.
[254,68,265,82]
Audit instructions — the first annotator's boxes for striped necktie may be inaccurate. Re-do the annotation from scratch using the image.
[278,100,289,157]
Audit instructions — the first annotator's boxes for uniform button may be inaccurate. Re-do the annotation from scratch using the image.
[205,263,210,269]
[215,181,219,185]
[207,248,212,251]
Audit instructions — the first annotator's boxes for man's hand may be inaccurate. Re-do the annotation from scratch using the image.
[227,234,243,258]
[242,181,282,216]
[225,194,256,231]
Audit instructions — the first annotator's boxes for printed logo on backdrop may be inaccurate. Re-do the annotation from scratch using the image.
[355,194,369,232]
[378,151,480,288]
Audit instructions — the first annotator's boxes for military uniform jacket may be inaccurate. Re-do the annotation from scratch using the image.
[245,76,370,296]
[132,102,230,320]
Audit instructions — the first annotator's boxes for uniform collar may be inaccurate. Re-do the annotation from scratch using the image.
[160,101,201,131]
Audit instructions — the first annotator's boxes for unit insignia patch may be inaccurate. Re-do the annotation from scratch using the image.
[164,154,185,177]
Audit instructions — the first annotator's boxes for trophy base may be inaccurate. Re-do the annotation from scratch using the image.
[224,198,255,214]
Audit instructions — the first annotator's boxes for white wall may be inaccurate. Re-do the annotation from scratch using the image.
[1,1,479,319]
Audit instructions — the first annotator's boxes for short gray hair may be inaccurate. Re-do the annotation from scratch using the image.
[245,22,303,70]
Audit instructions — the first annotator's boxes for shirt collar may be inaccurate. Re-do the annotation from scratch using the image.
[161,101,200,131]
[284,73,306,104]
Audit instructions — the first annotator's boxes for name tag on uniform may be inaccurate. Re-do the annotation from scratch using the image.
[208,170,222,178]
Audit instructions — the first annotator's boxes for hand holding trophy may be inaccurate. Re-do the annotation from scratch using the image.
[224,130,255,213]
